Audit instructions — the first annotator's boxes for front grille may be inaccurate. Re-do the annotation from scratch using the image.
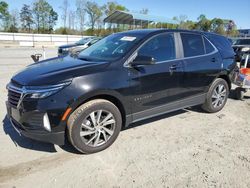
[7,82,23,108]
[8,89,22,108]
[58,48,63,55]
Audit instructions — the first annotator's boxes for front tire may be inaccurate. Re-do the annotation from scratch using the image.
[67,99,122,154]
[202,78,229,113]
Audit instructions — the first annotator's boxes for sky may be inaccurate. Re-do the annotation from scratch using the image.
[4,0,250,29]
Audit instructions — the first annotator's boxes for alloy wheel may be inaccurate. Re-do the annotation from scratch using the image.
[211,84,227,108]
[80,110,116,147]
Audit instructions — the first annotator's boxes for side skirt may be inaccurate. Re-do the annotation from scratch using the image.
[125,93,206,127]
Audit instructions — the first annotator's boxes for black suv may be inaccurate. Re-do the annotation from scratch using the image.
[6,29,236,154]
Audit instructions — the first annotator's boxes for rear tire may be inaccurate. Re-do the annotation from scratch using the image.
[67,99,122,154]
[202,78,229,113]
[235,87,245,100]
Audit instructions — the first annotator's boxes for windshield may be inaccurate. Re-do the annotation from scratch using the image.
[235,39,250,45]
[76,37,93,45]
[78,33,144,61]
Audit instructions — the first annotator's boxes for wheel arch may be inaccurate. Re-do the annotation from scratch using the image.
[218,74,231,90]
[68,91,128,128]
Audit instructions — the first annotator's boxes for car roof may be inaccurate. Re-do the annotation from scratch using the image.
[118,29,234,59]
[118,29,207,35]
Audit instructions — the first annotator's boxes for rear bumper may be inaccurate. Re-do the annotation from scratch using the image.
[9,117,65,145]
[235,53,243,62]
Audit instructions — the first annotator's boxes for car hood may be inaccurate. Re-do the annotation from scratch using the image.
[11,56,109,86]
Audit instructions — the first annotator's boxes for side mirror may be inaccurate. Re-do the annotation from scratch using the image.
[130,55,155,66]
[31,54,42,63]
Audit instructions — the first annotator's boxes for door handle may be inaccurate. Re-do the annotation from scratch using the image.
[169,64,181,71]
[211,58,217,62]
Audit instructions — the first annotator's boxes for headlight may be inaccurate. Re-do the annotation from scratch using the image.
[241,47,250,52]
[25,81,71,99]
[62,48,69,52]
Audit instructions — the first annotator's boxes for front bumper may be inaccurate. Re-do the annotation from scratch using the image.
[6,100,66,145]
[9,117,65,145]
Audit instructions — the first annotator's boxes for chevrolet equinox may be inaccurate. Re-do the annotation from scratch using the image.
[6,29,236,153]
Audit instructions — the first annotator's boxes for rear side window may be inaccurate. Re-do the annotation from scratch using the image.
[181,33,205,57]
[204,37,215,54]
[138,33,176,62]
[205,33,235,59]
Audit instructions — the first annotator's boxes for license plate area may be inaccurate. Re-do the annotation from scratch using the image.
[6,102,22,135]
[6,102,21,122]
[6,102,11,118]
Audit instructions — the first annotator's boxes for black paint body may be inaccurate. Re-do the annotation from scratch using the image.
[6,29,236,145]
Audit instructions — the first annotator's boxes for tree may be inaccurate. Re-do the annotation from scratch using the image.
[84,1,103,30]
[102,1,127,30]
[0,1,9,30]
[76,0,86,33]
[227,20,238,37]
[68,10,76,30]
[8,9,19,32]
[20,4,34,32]
[33,0,58,33]
[196,14,211,31]
[173,15,189,29]
[103,1,128,16]
[48,7,58,33]
[60,0,69,28]
[0,1,8,18]
[210,18,226,35]
[180,20,196,30]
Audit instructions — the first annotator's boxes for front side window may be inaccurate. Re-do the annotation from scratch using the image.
[181,33,205,57]
[138,33,176,62]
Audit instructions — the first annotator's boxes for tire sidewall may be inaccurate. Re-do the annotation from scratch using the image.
[235,87,245,100]
[69,100,122,154]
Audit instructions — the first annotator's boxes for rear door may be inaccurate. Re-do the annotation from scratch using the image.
[179,32,222,97]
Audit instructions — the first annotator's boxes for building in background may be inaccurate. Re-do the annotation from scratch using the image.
[238,29,250,37]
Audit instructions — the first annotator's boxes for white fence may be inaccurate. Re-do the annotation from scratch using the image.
[0,32,92,46]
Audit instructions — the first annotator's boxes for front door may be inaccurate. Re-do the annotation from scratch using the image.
[128,33,185,120]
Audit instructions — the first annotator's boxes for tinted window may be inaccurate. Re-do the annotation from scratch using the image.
[205,33,235,59]
[138,33,176,62]
[204,37,215,54]
[181,33,205,57]
[76,38,92,45]
[235,39,250,45]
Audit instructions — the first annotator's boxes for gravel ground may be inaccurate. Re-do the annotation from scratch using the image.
[0,47,250,188]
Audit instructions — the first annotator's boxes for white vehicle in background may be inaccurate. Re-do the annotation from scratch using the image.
[58,37,102,56]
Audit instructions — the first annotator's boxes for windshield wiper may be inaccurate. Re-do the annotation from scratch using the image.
[77,56,94,62]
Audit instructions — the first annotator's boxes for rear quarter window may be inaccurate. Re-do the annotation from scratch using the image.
[204,33,235,59]
[181,33,205,57]
[204,37,215,54]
